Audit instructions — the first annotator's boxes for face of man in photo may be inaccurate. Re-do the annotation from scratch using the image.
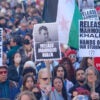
[40,29,49,42]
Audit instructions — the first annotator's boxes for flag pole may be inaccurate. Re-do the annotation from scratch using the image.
[91,57,95,93]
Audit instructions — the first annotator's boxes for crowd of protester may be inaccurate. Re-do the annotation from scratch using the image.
[0,0,100,100]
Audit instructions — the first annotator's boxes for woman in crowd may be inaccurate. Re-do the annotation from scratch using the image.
[60,57,75,83]
[8,52,23,82]
[24,33,33,46]
[83,67,100,100]
[80,57,93,70]
[64,49,80,70]
[22,74,35,91]
[52,77,68,100]
[17,39,35,64]
[54,64,74,100]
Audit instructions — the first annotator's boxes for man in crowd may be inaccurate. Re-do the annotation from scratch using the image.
[37,68,52,100]
[69,68,85,96]
[0,65,19,100]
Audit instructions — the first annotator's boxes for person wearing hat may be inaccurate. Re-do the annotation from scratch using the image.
[0,65,20,100]
[65,48,80,70]
[96,6,100,19]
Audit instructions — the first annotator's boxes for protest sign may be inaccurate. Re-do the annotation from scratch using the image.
[81,8,99,20]
[33,22,61,61]
[79,20,100,57]
[0,28,3,66]
[78,0,94,11]
[94,57,100,71]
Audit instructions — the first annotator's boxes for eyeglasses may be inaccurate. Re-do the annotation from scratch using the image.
[41,77,51,81]
[0,71,7,75]
[87,73,95,76]
[69,54,76,58]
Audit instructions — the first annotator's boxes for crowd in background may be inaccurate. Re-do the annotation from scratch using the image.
[0,0,100,100]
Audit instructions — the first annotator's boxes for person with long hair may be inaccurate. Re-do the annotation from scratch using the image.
[52,77,68,100]
[8,52,23,82]
[53,64,74,100]
[80,57,93,70]
[22,74,35,91]
[83,67,100,100]
[60,57,75,83]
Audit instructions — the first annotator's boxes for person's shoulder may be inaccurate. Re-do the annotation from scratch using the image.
[17,46,24,52]
[8,65,16,71]
[66,79,74,85]
[9,80,18,88]
[69,83,82,93]
[82,84,90,91]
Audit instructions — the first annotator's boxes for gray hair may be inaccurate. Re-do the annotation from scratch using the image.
[38,68,51,79]
[85,66,100,87]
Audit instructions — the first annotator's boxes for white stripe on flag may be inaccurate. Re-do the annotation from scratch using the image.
[56,0,75,44]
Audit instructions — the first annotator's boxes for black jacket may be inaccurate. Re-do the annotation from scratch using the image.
[8,64,23,82]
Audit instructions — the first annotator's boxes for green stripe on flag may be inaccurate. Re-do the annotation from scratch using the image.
[68,4,82,49]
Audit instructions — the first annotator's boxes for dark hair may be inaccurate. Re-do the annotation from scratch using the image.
[23,67,36,76]
[52,77,68,100]
[75,68,85,77]
[0,65,8,70]
[60,57,75,82]
[80,57,92,70]
[10,36,22,46]
[39,26,48,34]
[16,4,22,9]
[22,74,35,91]
[32,16,42,23]
[53,64,67,79]
[0,16,5,20]
[12,52,22,64]
[24,33,33,40]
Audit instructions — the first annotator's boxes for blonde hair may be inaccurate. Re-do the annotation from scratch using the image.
[16,91,36,100]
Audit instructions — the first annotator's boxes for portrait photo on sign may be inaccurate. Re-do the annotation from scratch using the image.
[33,23,61,61]
[78,0,94,11]
[33,23,58,43]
